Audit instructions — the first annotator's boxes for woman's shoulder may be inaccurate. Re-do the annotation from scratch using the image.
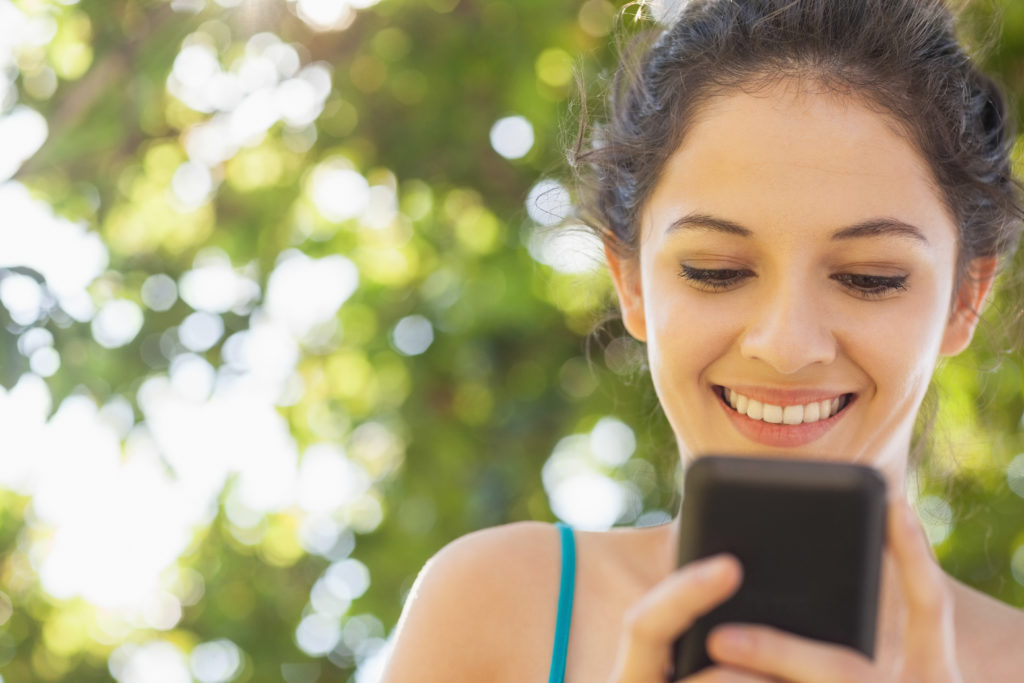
[422,521,567,597]
[381,521,566,683]
[952,577,1024,679]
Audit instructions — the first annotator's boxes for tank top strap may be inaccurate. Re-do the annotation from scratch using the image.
[548,521,576,683]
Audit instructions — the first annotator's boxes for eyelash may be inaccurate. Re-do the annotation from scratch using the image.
[679,265,751,291]
[678,266,909,299]
[830,273,908,299]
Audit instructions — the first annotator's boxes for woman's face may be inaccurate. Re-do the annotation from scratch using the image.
[608,81,989,486]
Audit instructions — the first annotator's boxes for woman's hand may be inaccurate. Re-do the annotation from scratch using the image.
[608,499,964,683]
[697,499,964,683]
[607,553,743,682]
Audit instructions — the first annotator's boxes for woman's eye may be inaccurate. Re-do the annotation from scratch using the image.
[832,273,908,299]
[678,265,752,291]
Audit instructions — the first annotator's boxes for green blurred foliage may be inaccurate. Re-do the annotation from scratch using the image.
[0,0,1020,681]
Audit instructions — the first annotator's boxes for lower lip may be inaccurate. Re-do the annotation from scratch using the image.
[717,389,852,448]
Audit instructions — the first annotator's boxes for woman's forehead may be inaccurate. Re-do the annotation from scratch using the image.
[679,82,924,177]
[643,82,956,243]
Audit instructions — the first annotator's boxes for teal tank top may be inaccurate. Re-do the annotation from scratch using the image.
[548,522,576,683]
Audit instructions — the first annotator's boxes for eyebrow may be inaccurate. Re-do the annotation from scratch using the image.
[665,213,930,244]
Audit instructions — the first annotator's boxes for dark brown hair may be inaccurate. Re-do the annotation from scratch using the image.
[572,0,1023,284]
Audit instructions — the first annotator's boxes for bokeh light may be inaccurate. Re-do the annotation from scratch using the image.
[590,416,637,466]
[298,444,371,514]
[390,315,434,356]
[109,640,191,683]
[526,178,571,227]
[178,311,225,352]
[311,161,371,222]
[0,273,44,325]
[141,274,178,311]
[265,250,359,339]
[295,0,355,31]
[489,115,534,160]
[535,48,573,88]
[0,2,1017,682]
[91,299,145,349]
[296,613,342,656]
[190,639,243,683]
[171,160,215,209]
[178,251,260,314]
[1007,453,1024,498]
[1012,544,1024,587]
[916,495,953,545]
[527,225,604,274]
[0,105,47,180]
[0,182,108,320]
[542,419,644,530]
[29,346,60,376]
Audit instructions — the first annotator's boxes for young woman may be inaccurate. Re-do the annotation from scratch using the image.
[382,1,1024,681]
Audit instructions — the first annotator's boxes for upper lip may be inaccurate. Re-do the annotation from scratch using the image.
[715,385,854,406]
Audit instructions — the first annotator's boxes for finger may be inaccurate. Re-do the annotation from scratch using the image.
[887,498,960,679]
[680,665,775,682]
[706,624,872,683]
[871,546,907,673]
[610,554,742,682]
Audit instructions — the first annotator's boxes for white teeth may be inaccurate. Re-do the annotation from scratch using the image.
[724,388,849,425]
[782,405,803,425]
[746,398,763,420]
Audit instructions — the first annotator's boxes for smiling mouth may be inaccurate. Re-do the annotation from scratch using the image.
[717,386,854,425]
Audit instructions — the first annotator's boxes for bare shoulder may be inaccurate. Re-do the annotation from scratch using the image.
[952,578,1024,678]
[381,521,563,683]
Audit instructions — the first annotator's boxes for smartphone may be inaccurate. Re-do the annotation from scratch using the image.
[673,455,887,678]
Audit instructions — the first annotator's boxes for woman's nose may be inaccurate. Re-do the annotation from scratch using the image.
[738,283,838,374]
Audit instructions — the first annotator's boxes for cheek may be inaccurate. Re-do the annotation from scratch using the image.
[850,292,950,402]
[644,280,746,384]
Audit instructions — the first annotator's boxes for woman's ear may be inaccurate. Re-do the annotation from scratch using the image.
[939,257,998,356]
[604,241,647,342]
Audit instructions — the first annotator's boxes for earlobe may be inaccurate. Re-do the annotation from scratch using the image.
[604,241,647,342]
[939,257,997,356]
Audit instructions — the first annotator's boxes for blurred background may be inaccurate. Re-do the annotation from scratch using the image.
[0,0,1020,680]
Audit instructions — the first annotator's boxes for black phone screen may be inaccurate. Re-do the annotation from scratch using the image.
[673,455,887,678]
